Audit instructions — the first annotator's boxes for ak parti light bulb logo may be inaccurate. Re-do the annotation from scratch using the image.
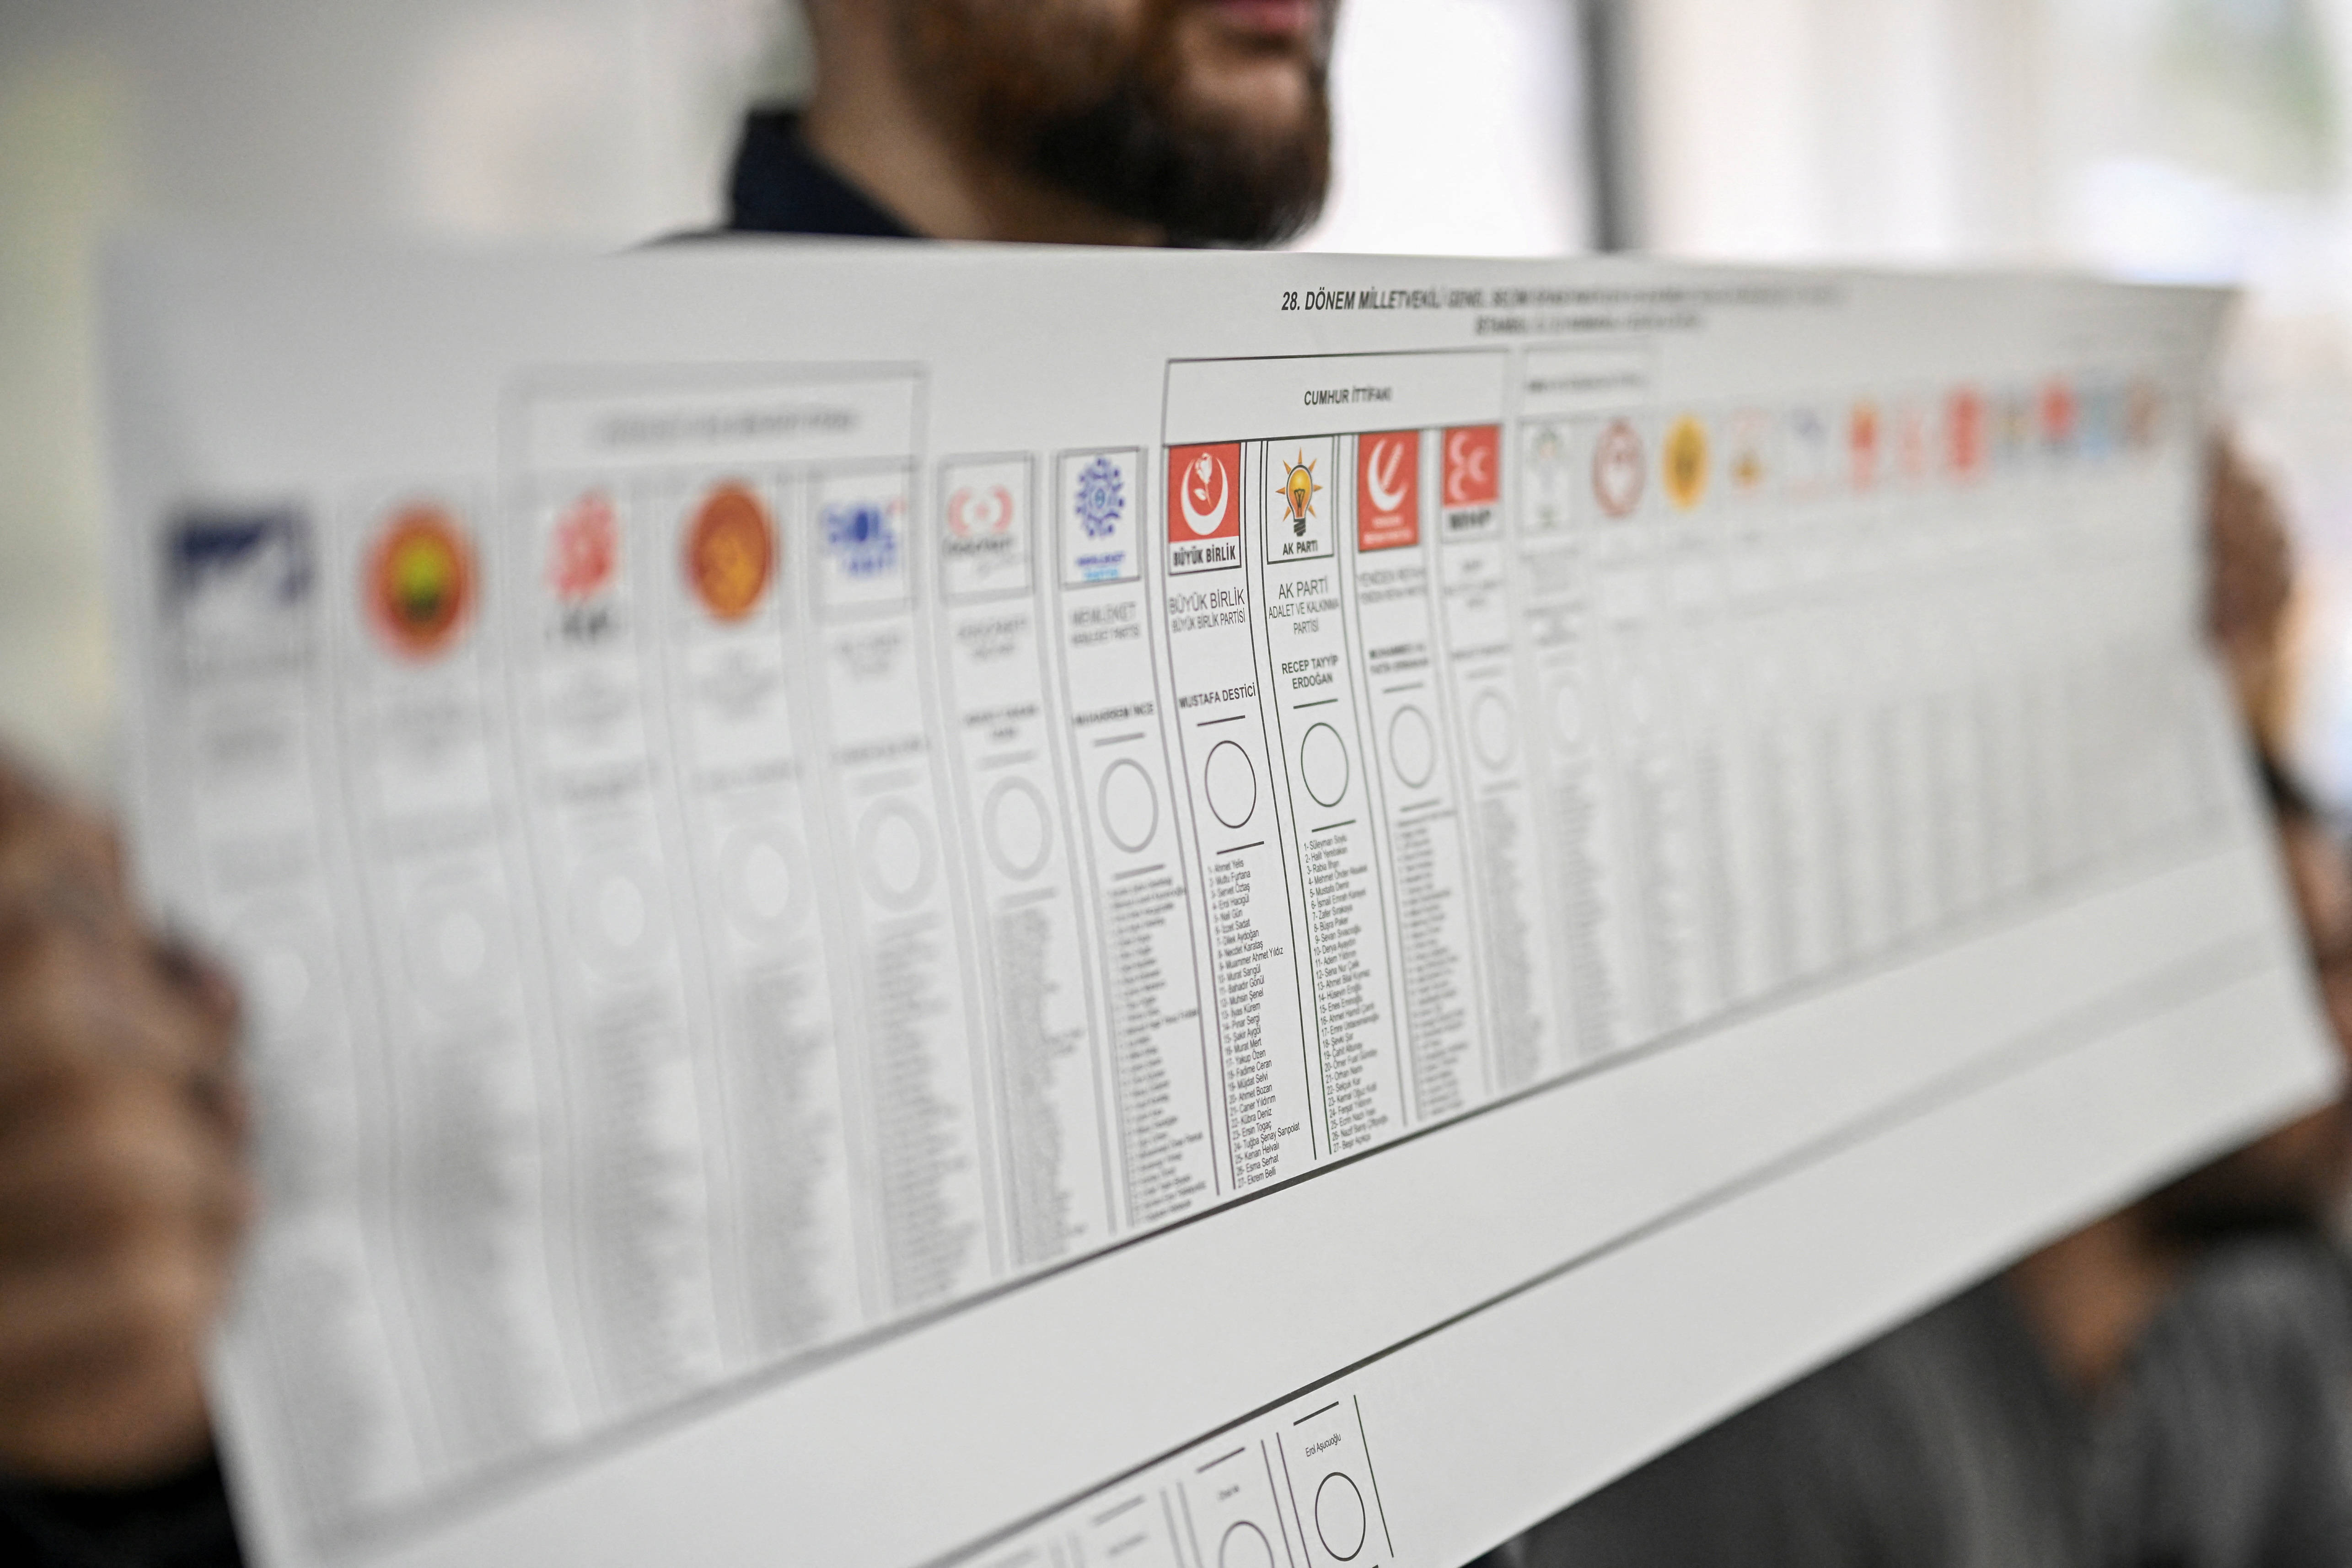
[1277,449,1322,538]
[1357,431,1419,551]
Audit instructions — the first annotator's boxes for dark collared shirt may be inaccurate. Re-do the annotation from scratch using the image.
[728,109,917,239]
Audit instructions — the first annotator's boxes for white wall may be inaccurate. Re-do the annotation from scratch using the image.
[1299,0,1591,257]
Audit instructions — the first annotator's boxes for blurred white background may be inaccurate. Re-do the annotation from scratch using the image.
[5,0,2350,797]
[1624,0,2352,798]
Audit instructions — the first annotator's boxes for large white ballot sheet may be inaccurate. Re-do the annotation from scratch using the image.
[102,239,2334,1568]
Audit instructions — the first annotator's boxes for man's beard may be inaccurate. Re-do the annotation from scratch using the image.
[893,0,1334,245]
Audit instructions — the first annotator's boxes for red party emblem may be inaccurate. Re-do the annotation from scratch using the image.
[1357,431,1420,551]
[1168,444,1241,541]
[1946,387,1987,480]
[946,483,1016,538]
[1849,401,1881,490]
[1442,424,1501,509]
[2040,378,2077,452]
[549,490,619,602]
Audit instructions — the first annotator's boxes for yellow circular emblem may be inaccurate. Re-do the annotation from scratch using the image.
[1663,416,1709,510]
[1279,451,1321,534]
[366,505,473,660]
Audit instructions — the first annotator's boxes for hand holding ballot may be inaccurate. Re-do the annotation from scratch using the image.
[0,754,250,1486]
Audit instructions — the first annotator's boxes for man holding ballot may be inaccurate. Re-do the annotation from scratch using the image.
[1,5,2340,1567]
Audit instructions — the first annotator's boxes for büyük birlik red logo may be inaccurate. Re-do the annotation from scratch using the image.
[1168,443,1242,574]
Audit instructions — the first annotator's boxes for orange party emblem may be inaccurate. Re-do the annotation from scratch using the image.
[686,482,775,621]
[366,505,474,660]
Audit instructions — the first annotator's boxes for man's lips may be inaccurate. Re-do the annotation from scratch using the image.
[1203,0,1322,42]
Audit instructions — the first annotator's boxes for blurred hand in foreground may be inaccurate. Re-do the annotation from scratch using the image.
[0,756,251,1486]
[2207,436,2295,733]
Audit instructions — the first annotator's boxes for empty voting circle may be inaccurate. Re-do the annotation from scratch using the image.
[1551,682,1587,749]
[1219,1521,1275,1568]
[236,904,327,1034]
[722,826,800,937]
[1388,704,1436,789]
[575,861,669,971]
[1471,689,1518,770]
[859,802,935,908]
[406,887,509,1010]
[1205,740,1257,829]
[1300,723,1350,809]
[1315,1472,1367,1561]
[1100,758,1160,853]
[984,778,1052,880]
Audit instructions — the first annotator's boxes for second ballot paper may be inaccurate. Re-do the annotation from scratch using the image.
[102,237,2332,1568]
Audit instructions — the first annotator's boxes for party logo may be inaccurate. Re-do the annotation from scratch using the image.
[822,495,899,583]
[1894,400,1932,482]
[1167,443,1242,575]
[1662,415,1709,510]
[1357,431,1419,551]
[1849,401,1882,490]
[946,481,1016,539]
[687,482,775,621]
[1277,449,1322,537]
[1946,387,1987,480]
[1062,450,1140,585]
[1074,455,1126,540]
[550,491,619,602]
[2039,377,2077,456]
[1520,423,1572,533]
[1727,411,1772,495]
[548,489,623,644]
[1443,425,1501,509]
[366,505,474,660]
[1591,419,1645,518]
[940,456,1032,600]
[168,507,311,626]
[1785,406,1833,496]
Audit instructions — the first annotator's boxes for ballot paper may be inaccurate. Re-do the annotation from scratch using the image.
[103,239,2334,1568]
